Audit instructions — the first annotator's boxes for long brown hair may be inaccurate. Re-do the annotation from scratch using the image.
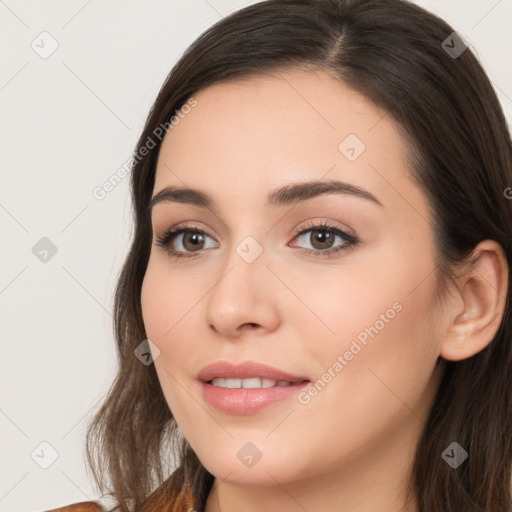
[85,0,512,510]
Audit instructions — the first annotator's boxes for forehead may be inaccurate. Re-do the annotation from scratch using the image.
[158,69,391,163]
[153,69,427,225]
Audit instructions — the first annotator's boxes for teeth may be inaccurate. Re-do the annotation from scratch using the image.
[210,377,295,388]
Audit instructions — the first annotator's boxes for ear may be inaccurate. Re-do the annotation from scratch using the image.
[439,239,509,362]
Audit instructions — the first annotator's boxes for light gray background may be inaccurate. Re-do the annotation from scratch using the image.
[1,1,511,511]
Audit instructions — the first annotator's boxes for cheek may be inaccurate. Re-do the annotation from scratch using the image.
[296,242,441,412]
[140,260,205,417]
[289,275,441,467]
[284,257,405,360]
[140,257,199,339]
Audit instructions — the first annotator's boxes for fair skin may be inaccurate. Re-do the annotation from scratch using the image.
[140,69,507,512]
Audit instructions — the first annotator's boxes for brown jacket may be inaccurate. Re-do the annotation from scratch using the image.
[44,479,196,511]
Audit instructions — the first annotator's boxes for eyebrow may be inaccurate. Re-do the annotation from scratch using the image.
[147,179,384,214]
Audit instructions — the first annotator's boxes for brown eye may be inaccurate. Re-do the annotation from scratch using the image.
[306,229,337,250]
[291,221,359,258]
[180,231,206,252]
[155,226,218,259]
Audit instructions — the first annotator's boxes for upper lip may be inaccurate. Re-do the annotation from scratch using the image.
[197,361,310,383]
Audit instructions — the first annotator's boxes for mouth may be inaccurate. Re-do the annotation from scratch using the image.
[197,360,311,415]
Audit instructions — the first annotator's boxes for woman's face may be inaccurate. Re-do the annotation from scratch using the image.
[141,69,446,495]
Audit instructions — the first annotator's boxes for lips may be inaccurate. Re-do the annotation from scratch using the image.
[197,361,311,414]
[197,360,310,383]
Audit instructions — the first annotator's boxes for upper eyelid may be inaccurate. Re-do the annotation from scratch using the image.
[158,220,352,237]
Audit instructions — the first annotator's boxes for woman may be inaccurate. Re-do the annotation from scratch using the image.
[48,0,512,510]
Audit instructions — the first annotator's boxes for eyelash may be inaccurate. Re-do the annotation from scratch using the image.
[154,220,359,260]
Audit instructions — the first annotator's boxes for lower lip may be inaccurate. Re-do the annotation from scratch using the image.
[201,381,310,415]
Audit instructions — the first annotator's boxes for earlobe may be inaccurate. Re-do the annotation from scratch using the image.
[439,240,509,362]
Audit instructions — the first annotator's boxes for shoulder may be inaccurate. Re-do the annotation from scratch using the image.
[44,501,105,512]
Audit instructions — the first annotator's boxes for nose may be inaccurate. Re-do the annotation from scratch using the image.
[204,245,281,338]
